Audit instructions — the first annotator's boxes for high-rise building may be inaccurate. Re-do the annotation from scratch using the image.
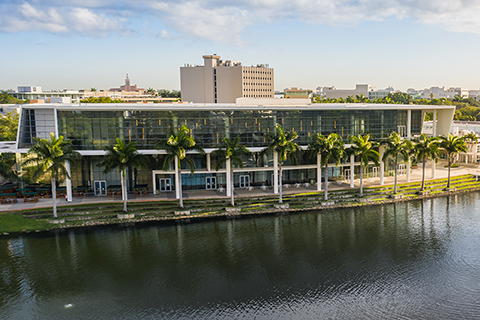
[180,55,274,103]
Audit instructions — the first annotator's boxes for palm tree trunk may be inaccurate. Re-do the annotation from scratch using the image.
[447,158,452,189]
[394,161,398,194]
[360,165,364,197]
[324,165,329,201]
[230,168,234,207]
[421,160,426,191]
[122,169,127,213]
[178,168,183,209]
[279,164,283,204]
[52,177,57,218]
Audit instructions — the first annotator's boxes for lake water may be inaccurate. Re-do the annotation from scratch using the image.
[1,193,480,319]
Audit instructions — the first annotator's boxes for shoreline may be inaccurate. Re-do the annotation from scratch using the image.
[2,177,479,237]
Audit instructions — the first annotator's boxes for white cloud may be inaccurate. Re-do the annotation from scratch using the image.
[0,2,124,36]
[2,1,480,41]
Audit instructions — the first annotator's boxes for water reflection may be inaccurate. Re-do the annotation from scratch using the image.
[1,193,480,319]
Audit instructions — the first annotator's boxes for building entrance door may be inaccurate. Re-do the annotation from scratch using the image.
[240,175,250,188]
[344,169,351,181]
[159,178,171,192]
[94,180,107,196]
[372,166,378,178]
[206,177,216,190]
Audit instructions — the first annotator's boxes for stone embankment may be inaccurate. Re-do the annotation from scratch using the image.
[1,174,479,235]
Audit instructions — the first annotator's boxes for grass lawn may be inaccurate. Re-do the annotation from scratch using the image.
[0,213,50,233]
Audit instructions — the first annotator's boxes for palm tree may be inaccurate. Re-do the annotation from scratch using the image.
[439,133,477,188]
[212,136,250,207]
[23,133,79,218]
[349,134,380,197]
[382,132,413,194]
[262,124,301,204]
[307,133,344,201]
[413,134,440,191]
[156,125,204,209]
[98,138,147,213]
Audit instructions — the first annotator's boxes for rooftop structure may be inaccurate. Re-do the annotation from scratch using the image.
[180,55,274,103]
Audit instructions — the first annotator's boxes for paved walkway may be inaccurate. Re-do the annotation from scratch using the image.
[1,160,478,212]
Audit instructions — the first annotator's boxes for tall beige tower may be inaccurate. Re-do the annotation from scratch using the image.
[181,55,274,103]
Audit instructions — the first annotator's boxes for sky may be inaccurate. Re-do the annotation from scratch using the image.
[1,0,480,92]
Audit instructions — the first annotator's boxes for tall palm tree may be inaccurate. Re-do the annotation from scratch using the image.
[23,133,79,218]
[413,133,440,191]
[439,133,477,188]
[262,124,301,204]
[349,134,380,197]
[382,131,414,194]
[156,125,204,209]
[98,138,147,213]
[212,136,250,207]
[307,133,344,200]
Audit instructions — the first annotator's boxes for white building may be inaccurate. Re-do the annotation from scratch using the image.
[180,55,274,103]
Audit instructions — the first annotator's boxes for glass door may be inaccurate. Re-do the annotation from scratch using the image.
[94,180,107,196]
[206,177,216,190]
[159,178,171,192]
[240,175,250,188]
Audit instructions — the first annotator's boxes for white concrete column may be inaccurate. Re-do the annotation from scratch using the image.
[379,146,384,185]
[407,109,412,139]
[226,158,231,197]
[207,153,211,172]
[274,151,279,194]
[431,160,436,179]
[406,158,411,182]
[174,155,180,199]
[350,154,355,188]
[152,171,157,195]
[317,154,322,191]
[433,110,437,136]
[65,161,72,202]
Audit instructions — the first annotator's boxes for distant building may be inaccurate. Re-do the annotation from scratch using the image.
[10,87,81,103]
[284,87,312,99]
[368,86,396,100]
[180,55,274,103]
[110,74,144,92]
[319,84,371,99]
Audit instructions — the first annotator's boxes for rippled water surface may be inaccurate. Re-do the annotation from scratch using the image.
[2,193,480,319]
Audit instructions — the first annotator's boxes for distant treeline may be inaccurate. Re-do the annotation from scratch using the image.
[313,92,480,121]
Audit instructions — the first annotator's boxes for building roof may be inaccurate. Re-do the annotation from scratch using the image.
[21,102,456,112]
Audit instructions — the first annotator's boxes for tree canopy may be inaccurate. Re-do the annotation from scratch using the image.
[0,112,19,141]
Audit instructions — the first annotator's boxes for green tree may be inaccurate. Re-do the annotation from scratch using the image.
[382,132,413,194]
[90,87,97,92]
[23,133,79,218]
[262,124,301,204]
[349,134,380,197]
[308,133,344,200]
[0,91,20,104]
[387,92,413,104]
[413,134,440,191]
[439,133,477,188]
[212,136,250,207]
[156,125,204,209]
[98,138,147,213]
[0,112,19,141]
[0,153,18,182]
[80,97,124,103]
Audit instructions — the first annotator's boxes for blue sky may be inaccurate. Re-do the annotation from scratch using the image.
[1,1,480,92]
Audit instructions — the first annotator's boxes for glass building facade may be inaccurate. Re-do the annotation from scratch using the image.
[16,106,428,192]
[19,108,422,150]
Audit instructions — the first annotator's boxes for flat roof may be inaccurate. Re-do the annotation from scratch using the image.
[21,103,455,112]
